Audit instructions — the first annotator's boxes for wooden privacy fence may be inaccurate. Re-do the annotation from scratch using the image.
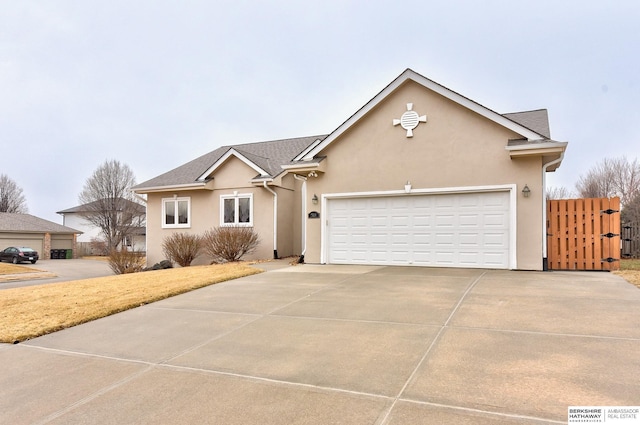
[547,198,620,271]
[622,222,639,258]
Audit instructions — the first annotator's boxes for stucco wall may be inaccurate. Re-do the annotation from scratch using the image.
[145,158,299,266]
[303,80,545,270]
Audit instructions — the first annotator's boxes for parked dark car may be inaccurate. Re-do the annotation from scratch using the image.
[0,247,39,264]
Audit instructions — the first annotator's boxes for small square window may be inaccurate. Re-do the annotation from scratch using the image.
[220,193,253,226]
[163,197,191,228]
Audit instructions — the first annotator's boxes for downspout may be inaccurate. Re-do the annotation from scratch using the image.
[293,174,307,263]
[262,181,278,259]
[541,152,565,271]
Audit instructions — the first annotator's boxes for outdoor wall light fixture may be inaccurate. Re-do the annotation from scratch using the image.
[312,194,318,204]
[522,184,531,198]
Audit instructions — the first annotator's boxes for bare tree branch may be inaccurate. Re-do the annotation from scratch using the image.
[575,156,640,206]
[78,160,145,251]
[546,186,574,200]
[0,174,28,213]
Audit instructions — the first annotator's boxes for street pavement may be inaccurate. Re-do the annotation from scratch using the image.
[0,259,113,289]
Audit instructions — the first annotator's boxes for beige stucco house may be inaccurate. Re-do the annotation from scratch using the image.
[133,69,567,270]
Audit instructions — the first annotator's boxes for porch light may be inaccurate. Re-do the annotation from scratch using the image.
[312,194,318,204]
[522,184,531,198]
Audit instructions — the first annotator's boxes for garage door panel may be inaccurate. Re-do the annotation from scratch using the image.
[484,213,508,227]
[435,251,455,264]
[412,233,432,245]
[459,233,480,246]
[435,232,455,246]
[327,192,510,269]
[459,252,481,265]
[483,252,509,267]
[0,237,44,254]
[435,214,455,227]
[484,232,509,246]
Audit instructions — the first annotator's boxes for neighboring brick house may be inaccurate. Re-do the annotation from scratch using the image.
[0,213,81,259]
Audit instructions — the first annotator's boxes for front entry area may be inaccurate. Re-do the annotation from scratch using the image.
[326,191,511,268]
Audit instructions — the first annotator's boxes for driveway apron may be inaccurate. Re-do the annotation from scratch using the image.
[1,265,639,424]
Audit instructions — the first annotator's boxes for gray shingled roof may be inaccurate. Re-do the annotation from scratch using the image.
[135,107,553,193]
[503,109,550,139]
[57,199,145,215]
[0,213,82,234]
[134,135,326,190]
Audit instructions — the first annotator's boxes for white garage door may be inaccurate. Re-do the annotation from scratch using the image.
[326,191,510,269]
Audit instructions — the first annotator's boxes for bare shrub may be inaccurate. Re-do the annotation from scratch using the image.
[201,226,260,263]
[108,249,145,274]
[89,238,109,256]
[161,232,202,267]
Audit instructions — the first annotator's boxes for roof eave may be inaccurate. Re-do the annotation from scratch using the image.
[506,141,568,171]
[132,181,214,194]
[196,148,270,182]
[281,157,327,174]
[506,141,568,156]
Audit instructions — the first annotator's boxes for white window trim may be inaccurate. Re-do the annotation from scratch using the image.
[220,193,254,227]
[162,196,191,228]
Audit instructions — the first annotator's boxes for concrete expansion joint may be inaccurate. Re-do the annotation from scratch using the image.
[447,324,640,342]
[30,365,154,425]
[377,272,488,424]
[386,399,566,425]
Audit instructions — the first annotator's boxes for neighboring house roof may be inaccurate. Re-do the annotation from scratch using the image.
[0,213,82,234]
[57,199,145,215]
[133,135,326,192]
[503,109,551,139]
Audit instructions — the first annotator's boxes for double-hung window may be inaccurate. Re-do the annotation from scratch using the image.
[220,193,253,226]
[163,197,190,228]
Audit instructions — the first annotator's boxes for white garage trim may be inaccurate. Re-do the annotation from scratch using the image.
[321,184,517,269]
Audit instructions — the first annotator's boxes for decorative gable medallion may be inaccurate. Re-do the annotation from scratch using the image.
[393,103,427,138]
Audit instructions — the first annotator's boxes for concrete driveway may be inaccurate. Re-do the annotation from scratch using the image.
[0,259,113,289]
[1,265,639,424]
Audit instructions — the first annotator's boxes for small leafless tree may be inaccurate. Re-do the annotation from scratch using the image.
[201,226,260,263]
[576,156,640,206]
[79,160,145,252]
[546,186,574,200]
[161,232,202,267]
[623,194,640,222]
[0,174,28,213]
[108,249,145,274]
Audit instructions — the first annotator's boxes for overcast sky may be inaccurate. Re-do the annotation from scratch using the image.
[1,1,639,223]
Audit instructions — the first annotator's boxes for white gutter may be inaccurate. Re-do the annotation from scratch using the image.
[541,152,565,270]
[293,174,307,262]
[132,181,210,194]
[262,181,278,259]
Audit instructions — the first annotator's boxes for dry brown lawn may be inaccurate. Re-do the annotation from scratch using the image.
[614,259,640,290]
[0,263,43,275]
[0,263,54,282]
[0,263,261,343]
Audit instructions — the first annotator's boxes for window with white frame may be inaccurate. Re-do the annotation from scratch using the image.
[220,193,253,226]
[162,197,190,228]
